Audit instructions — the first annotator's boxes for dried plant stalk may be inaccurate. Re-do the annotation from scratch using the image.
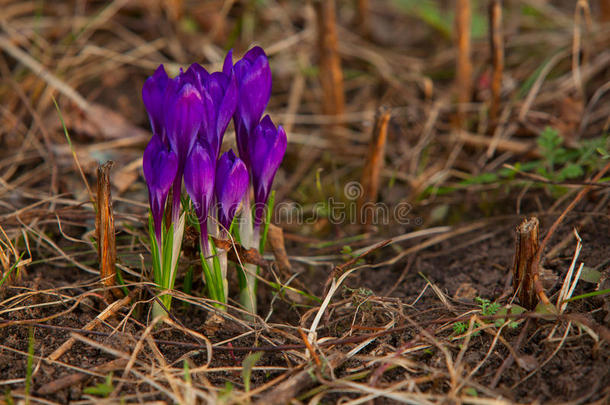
[512,217,540,309]
[315,0,345,118]
[356,0,370,37]
[359,106,391,226]
[267,224,292,273]
[601,0,610,22]
[573,0,592,99]
[254,352,345,405]
[38,358,129,395]
[47,291,135,362]
[489,0,504,127]
[454,0,472,126]
[96,161,117,298]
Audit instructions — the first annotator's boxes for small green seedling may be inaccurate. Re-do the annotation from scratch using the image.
[217,382,234,404]
[241,352,263,393]
[475,297,500,316]
[25,327,34,405]
[83,372,114,398]
[452,297,509,337]
[4,388,14,405]
[464,387,478,397]
[183,360,191,384]
[452,322,468,335]
[423,127,608,198]
[494,305,526,328]
[341,245,365,265]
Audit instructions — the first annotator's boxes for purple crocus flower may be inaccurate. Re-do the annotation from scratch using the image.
[225,47,272,167]
[164,78,205,221]
[182,63,209,89]
[184,141,216,249]
[202,72,238,158]
[142,65,170,144]
[215,150,249,233]
[185,63,238,158]
[143,135,178,240]
[248,115,287,226]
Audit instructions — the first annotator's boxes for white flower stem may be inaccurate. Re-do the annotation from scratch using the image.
[238,195,260,317]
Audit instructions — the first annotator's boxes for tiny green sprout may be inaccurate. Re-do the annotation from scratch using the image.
[5,388,14,405]
[183,360,191,383]
[494,305,526,328]
[241,352,263,393]
[464,387,478,397]
[315,168,324,195]
[453,322,468,335]
[434,127,608,199]
[475,297,500,316]
[341,245,365,264]
[453,320,481,337]
[83,373,114,398]
[357,287,373,297]
[218,382,234,403]
[25,327,34,405]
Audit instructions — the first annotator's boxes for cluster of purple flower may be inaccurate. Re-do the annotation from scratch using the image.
[141,47,286,312]
[142,46,286,252]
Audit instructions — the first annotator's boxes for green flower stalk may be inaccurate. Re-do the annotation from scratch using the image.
[142,46,285,319]
[142,66,203,317]
[226,47,287,317]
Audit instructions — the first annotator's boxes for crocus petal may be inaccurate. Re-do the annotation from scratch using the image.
[206,72,228,104]
[198,85,216,154]
[166,83,204,169]
[195,70,237,158]
[234,116,251,167]
[222,49,233,76]
[183,63,209,91]
[215,73,237,152]
[184,142,216,240]
[248,115,287,225]
[143,135,178,238]
[215,150,249,231]
[142,65,169,143]
[233,47,272,166]
[234,51,271,133]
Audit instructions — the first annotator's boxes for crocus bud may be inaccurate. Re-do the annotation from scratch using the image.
[204,72,238,158]
[248,115,287,226]
[165,81,204,169]
[184,142,216,248]
[215,150,249,232]
[143,135,178,239]
[222,49,233,77]
[230,47,271,167]
[142,65,170,144]
[165,79,205,220]
[183,64,237,159]
[182,63,209,90]
[184,63,237,157]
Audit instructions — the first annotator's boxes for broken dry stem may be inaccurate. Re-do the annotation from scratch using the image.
[358,106,391,228]
[512,217,543,310]
[489,0,504,127]
[96,161,119,300]
[315,0,345,120]
[47,289,135,362]
[454,0,473,127]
